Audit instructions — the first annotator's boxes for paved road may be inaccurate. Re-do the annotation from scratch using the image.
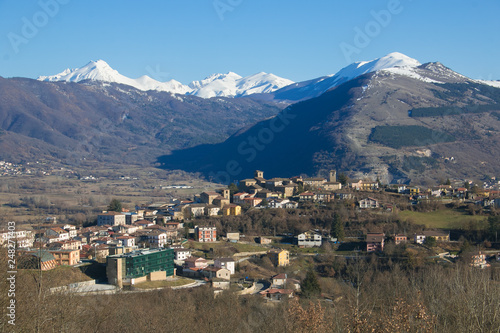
[253,280,270,294]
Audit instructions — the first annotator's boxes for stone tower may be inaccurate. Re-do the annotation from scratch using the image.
[254,170,264,179]
[329,170,337,182]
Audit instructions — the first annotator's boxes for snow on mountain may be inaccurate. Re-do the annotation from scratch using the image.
[477,80,500,88]
[188,72,242,98]
[268,52,423,102]
[38,60,192,94]
[332,52,421,85]
[236,72,295,96]
[188,71,294,98]
[38,61,294,98]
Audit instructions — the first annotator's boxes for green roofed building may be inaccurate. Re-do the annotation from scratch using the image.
[106,248,175,288]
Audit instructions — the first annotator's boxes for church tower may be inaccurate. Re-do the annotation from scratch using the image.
[329,170,337,182]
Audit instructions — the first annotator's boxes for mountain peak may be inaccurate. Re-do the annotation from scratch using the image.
[38,60,191,94]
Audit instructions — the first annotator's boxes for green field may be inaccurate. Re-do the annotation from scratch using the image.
[399,209,487,229]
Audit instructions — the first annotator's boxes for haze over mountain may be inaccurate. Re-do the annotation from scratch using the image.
[158,55,500,185]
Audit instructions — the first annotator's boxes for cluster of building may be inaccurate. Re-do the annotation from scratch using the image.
[391,184,500,208]
[364,230,450,253]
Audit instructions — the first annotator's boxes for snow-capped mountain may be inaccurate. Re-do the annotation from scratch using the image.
[38,60,294,98]
[188,71,295,98]
[38,60,192,94]
[268,52,423,102]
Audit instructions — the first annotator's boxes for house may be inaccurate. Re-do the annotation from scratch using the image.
[394,184,407,193]
[226,233,240,242]
[366,233,385,252]
[214,257,235,275]
[200,191,221,205]
[147,231,168,248]
[239,179,257,190]
[358,197,379,209]
[213,196,230,208]
[284,201,299,209]
[106,248,175,288]
[267,249,289,267]
[243,197,262,207]
[408,186,420,195]
[255,189,274,199]
[173,247,191,261]
[184,256,208,269]
[133,219,155,229]
[116,236,136,247]
[202,267,231,280]
[222,204,241,216]
[232,192,249,204]
[299,192,316,201]
[414,230,450,244]
[48,249,80,266]
[258,237,272,245]
[205,205,221,216]
[316,192,333,203]
[470,252,490,269]
[195,226,217,242]
[186,204,206,217]
[274,185,295,198]
[349,179,379,191]
[17,250,57,271]
[50,239,82,250]
[268,198,290,209]
[45,227,70,241]
[302,177,326,188]
[394,234,407,245]
[336,192,353,200]
[323,182,342,191]
[260,288,293,301]
[297,230,322,248]
[271,273,287,288]
[97,212,126,226]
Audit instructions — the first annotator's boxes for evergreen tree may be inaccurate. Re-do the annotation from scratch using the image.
[294,183,304,195]
[445,178,451,186]
[107,199,122,212]
[338,173,348,186]
[228,183,239,196]
[331,213,345,241]
[301,269,321,298]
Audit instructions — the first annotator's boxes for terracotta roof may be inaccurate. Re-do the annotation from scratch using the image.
[272,273,287,280]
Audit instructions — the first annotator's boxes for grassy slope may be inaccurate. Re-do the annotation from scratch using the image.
[399,209,487,229]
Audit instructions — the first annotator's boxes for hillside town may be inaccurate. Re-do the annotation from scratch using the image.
[3,169,499,298]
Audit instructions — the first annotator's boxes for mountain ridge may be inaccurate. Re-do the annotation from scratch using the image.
[158,60,500,185]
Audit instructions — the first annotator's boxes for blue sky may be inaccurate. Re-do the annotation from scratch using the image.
[0,0,499,83]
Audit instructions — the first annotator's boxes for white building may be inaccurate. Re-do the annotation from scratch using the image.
[297,230,322,247]
[214,257,235,275]
[97,212,126,226]
[147,232,168,248]
[173,247,192,261]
